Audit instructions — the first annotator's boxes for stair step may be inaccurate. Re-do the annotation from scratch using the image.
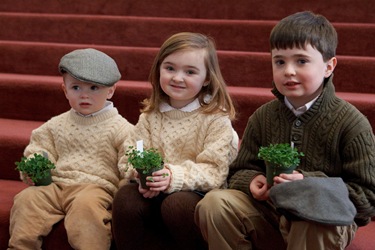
[0,118,43,180]
[1,41,375,93]
[1,0,374,23]
[0,12,374,57]
[1,73,374,136]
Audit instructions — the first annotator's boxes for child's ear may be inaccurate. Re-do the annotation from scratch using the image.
[325,57,337,78]
[107,85,116,99]
[61,83,67,96]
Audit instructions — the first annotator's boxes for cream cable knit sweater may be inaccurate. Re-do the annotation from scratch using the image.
[23,108,134,195]
[123,109,238,193]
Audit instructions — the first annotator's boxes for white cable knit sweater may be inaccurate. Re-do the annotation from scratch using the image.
[123,108,238,193]
[23,108,134,195]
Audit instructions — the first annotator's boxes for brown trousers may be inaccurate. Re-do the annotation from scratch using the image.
[112,183,207,250]
[195,189,357,250]
[8,183,113,250]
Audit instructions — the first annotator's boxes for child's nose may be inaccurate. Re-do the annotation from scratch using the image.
[80,89,90,98]
[172,72,184,82]
[284,64,296,76]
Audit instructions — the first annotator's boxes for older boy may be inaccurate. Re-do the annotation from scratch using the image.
[8,48,134,250]
[195,11,375,250]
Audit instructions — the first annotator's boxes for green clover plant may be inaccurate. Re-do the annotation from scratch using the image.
[258,143,304,169]
[125,146,164,174]
[15,153,56,184]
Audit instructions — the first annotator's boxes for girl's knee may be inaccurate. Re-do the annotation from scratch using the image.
[162,192,200,212]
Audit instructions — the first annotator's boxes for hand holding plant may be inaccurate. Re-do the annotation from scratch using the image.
[258,143,304,168]
[126,146,165,189]
[15,152,56,186]
[257,143,304,186]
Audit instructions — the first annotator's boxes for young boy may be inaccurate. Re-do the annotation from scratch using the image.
[8,48,134,250]
[195,11,375,250]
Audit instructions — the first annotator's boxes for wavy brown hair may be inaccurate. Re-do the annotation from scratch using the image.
[142,32,235,120]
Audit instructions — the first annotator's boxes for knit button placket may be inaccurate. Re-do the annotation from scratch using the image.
[295,119,302,127]
[291,119,303,145]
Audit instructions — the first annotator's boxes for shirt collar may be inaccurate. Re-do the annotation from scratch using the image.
[160,98,201,113]
[284,96,319,116]
[74,101,114,117]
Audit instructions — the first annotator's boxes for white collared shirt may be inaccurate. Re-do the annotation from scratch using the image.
[159,95,212,113]
[159,98,200,113]
[284,96,319,116]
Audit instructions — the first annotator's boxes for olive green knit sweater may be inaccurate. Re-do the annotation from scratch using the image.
[228,76,375,226]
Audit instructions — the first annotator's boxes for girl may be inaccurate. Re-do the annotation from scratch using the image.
[112,32,238,250]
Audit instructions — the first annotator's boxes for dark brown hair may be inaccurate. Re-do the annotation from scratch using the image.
[270,11,337,61]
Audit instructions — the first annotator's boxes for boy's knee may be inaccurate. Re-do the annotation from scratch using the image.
[13,187,40,204]
[198,189,227,206]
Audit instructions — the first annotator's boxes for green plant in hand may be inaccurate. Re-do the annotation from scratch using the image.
[15,153,56,184]
[258,143,304,169]
[126,146,165,187]
[126,146,164,174]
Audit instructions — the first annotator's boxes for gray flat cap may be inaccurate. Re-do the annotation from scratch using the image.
[58,48,121,86]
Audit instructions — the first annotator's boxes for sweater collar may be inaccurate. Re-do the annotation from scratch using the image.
[272,74,336,122]
[69,106,119,125]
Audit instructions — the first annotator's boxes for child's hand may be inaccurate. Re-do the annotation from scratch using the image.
[273,170,303,185]
[139,184,160,198]
[134,172,158,197]
[250,175,269,200]
[20,172,35,186]
[146,167,171,192]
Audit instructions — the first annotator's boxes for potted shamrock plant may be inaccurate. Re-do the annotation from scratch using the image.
[126,146,164,189]
[15,152,56,186]
[257,143,304,186]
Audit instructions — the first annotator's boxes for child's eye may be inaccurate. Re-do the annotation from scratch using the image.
[274,60,285,66]
[166,66,174,71]
[90,85,99,91]
[186,70,196,75]
[72,85,80,90]
[298,59,307,64]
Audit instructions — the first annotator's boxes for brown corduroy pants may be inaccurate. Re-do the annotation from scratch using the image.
[8,183,113,250]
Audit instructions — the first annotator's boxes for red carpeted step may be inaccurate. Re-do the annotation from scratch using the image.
[0,118,43,180]
[1,41,375,94]
[0,0,375,23]
[0,13,374,57]
[1,73,374,138]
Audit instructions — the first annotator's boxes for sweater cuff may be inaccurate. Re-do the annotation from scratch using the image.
[164,164,184,193]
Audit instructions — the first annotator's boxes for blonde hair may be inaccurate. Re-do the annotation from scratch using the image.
[142,32,235,120]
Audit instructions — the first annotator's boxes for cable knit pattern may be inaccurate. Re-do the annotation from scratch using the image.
[123,109,238,193]
[24,108,134,196]
[228,75,375,226]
